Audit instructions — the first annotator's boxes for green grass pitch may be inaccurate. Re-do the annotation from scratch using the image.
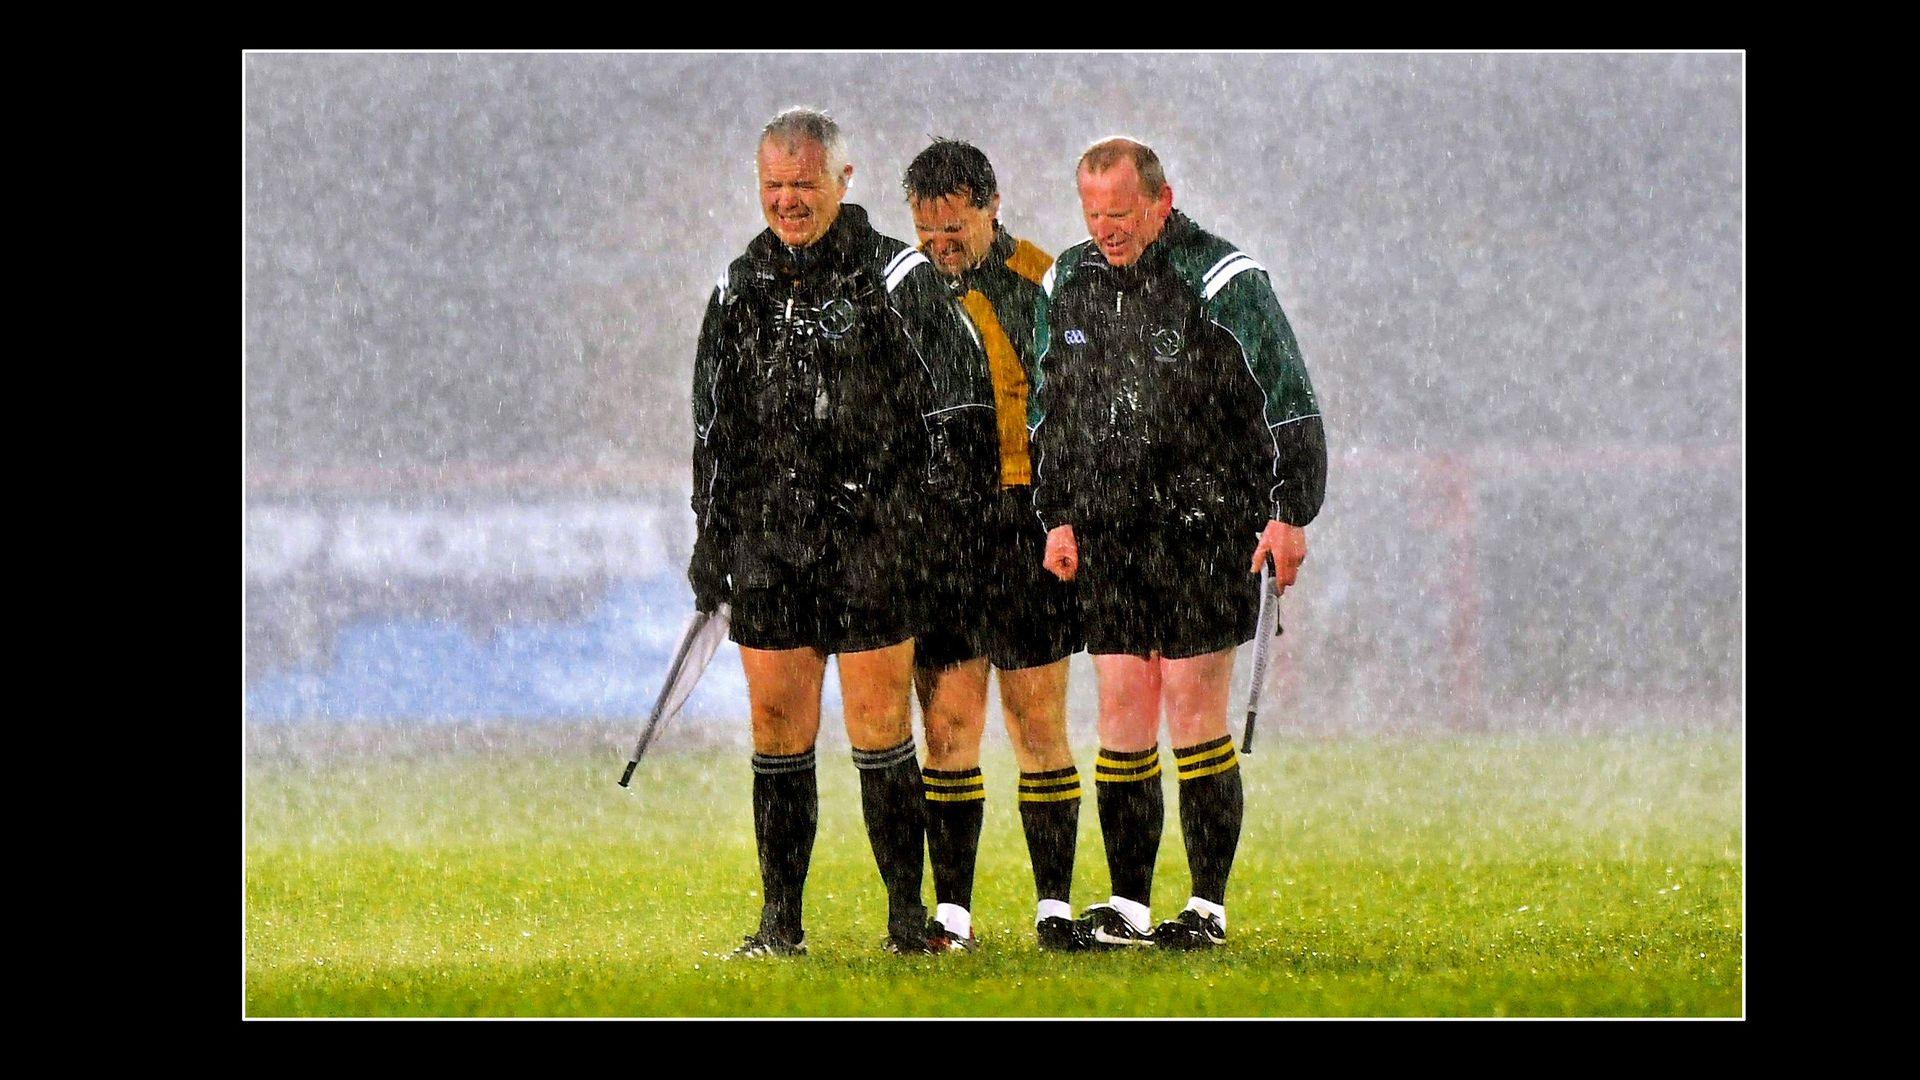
[244,728,1742,1017]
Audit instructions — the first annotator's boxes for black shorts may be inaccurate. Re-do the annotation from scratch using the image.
[1075,517,1266,660]
[727,524,914,655]
[917,487,1082,671]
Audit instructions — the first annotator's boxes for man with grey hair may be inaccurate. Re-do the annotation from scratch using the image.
[1031,136,1327,950]
[688,108,996,957]
[761,107,850,185]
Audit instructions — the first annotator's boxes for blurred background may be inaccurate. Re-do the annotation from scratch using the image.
[242,52,1741,735]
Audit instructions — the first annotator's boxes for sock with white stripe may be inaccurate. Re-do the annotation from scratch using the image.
[750,748,818,943]
[1174,735,1244,906]
[1094,746,1163,907]
[854,738,928,939]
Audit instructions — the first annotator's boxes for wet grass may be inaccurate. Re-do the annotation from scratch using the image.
[244,729,1742,1017]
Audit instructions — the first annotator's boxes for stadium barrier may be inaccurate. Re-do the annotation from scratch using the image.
[243,444,1741,729]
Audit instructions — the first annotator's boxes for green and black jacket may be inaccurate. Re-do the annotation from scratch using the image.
[936,224,1054,490]
[1030,210,1326,535]
[687,204,994,610]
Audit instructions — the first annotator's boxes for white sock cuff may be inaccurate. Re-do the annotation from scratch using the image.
[1109,895,1152,932]
[1186,895,1226,928]
[934,902,972,939]
[1036,899,1072,924]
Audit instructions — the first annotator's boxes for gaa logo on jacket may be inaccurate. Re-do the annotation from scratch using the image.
[817,298,857,339]
[1152,327,1184,360]
[1064,329,1088,345]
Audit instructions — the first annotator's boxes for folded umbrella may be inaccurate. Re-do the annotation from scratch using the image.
[1241,561,1284,755]
[619,603,732,787]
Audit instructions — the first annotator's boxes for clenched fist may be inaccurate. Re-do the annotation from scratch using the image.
[1044,524,1079,582]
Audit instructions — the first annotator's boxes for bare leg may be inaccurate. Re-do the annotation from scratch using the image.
[1093,651,1162,751]
[999,658,1074,772]
[840,639,916,750]
[741,645,827,754]
[918,657,990,771]
[1162,648,1235,747]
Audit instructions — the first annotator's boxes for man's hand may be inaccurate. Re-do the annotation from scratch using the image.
[1251,520,1307,593]
[1044,524,1079,582]
[689,529,731,614]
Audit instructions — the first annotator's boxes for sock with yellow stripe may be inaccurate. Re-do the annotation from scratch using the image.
[1174,735,1244,906]
[1018,766,1082,906]
[1094,746,1163,906]
[923,766,986,916]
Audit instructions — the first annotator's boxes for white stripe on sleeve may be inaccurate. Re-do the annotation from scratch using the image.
[885,250,930,293]
[1201,251,1243,284]
[1201,255,1265,300]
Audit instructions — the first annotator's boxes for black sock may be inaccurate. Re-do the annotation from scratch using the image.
[750,748,818,943]
[923,766,986,913]
[853,738,927,937]
[1174,735,1245,906]
[1018,766,1082,905]
[1094,746,1163,907]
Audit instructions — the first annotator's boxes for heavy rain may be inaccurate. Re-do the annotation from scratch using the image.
[242,52,1742,1017]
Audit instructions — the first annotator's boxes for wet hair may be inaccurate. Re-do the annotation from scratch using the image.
[761,107,849,178]
[1077,137,1168,197]
[902,138,998,209]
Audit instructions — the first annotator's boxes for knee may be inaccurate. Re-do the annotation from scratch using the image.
[752,698,798,732]
[1164,691,1231,746]
[1096,709,1158,752]
[921,707,983,764]
[923,736,974,772]
[1004,701,1063,750]
[845,700,912,750]
[752,702,818,754]
[1096,685,1156,729]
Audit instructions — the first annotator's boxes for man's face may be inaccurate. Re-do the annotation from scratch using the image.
[1076,160,1173,267]
[911,191,1001,276]
[758,137,850,248]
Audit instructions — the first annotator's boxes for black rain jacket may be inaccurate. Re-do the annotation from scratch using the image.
[688,204,995,610]
[1031,210,1327,538]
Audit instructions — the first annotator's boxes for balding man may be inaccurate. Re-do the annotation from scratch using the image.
[689,108,991,957]
[1030,138,1327,949]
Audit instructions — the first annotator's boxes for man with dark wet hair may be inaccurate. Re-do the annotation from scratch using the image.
[1032,136,1327,950]
[689,109,992,958]
[902,138,1088,953]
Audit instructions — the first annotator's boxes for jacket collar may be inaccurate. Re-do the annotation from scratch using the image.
[950,222,1016,292]
[749,203,875,277]
[985,222,1017,268]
